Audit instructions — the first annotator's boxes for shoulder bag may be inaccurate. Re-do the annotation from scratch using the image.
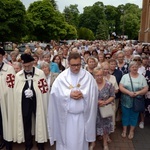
[99,103,113,118]
[129,73,145,112]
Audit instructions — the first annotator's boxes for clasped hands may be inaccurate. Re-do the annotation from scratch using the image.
[129,91,139,97]
[98,100,107,107]
[70,90,83,100]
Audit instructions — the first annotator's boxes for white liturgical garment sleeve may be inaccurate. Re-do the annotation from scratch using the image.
[47,68,98,146]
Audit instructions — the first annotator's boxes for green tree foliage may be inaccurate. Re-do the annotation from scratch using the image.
[60,23,77,40]
[49,0,58,10]
[78,27,95,40]
[79,2,106,35]
[0,0,142,42]
[79,6,97,34]
[0,0,26,42]
[105,5,118,35]
[120,3,141,39]
[42,0,58,10]
[121,13,140,39]
[78,2,141,40]
[96,20,108,40]
[115,4,125,36]
[63,4,80,28]
[116,4,141,39]
[27,0,77,41]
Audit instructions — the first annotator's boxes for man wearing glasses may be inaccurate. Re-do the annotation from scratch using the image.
[48,52,98,150]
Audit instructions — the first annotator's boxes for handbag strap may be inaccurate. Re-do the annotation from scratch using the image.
[129,73,134,92]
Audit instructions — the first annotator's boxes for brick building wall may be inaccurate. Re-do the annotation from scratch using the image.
[139,0,150,43]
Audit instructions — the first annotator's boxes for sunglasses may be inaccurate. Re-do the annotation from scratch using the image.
[133,59,141,61]
[105,57,111,59]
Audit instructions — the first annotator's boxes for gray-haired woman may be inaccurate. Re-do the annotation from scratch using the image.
[119,61,148,139]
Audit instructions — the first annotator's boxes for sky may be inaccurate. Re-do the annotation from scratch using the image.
[21,0,143,13]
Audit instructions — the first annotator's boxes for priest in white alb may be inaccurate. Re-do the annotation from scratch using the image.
[47,52,98,150]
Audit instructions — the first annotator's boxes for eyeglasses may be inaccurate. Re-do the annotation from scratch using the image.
[105,57,111,59]
[70,64,81,67]
[95,75,103,78]
[133,59,141,61]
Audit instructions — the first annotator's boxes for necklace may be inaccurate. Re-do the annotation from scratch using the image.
[66,70,86,89]
[69,83,81,89]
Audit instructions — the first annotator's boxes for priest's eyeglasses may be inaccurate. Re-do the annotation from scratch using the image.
[70,64,81,67]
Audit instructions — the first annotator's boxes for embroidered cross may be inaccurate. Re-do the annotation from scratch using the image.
[6,74,15,88]
[38,78,48,93]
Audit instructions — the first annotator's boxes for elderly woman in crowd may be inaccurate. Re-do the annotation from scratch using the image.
[98,53,105,67]
[102,62,119,94]
[132,55,143,74]
[12,62,22,73]
[93,67,115,150]
[133,44,143,55]
[85,56,98,75]
[42,51,60,73]
[10,51,18,64]
[119,61,148,139]
[124,46,133,64]
[104,53,112,62]
[108,59,123,121]
[34,48,44,65]
[116,51,129,74]
[40,61,58,93]
[101,62,119,142]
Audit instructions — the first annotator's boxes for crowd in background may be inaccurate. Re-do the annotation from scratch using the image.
[0,39,150,150]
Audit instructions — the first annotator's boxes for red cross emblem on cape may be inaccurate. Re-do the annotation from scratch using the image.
[38,78,48,94]
[6,74,15,88]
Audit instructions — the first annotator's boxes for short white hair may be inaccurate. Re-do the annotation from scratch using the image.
[131,55,142,61]
[40,61,50,70]
[129,61,138,69]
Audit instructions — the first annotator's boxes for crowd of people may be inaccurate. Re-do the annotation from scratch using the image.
[0,39,150,150]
